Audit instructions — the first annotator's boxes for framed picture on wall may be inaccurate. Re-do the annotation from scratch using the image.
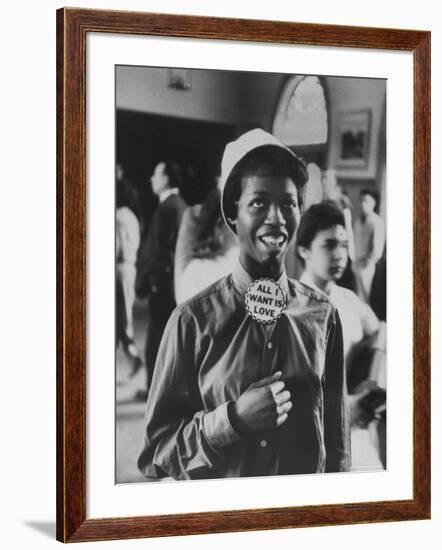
[57,7,430,543]
[337,109,371,169]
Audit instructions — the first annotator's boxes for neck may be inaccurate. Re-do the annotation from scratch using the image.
[303,269,333,294]
[158,186,176,201]
[241,257,284,281]
[361,210,373,220]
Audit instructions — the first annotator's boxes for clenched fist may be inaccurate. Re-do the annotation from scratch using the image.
[231,371,292,434]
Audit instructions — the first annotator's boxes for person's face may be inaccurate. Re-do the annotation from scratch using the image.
[230,173,301,278]
[299,225,349,284]
[150,162,169,196]
[360,193,376,216]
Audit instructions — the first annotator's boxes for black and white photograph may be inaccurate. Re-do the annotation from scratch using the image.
[115,66,387,484]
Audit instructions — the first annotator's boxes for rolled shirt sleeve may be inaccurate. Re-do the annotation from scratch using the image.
[360,300,380,337]
[370,215,386,264]
[203,402,242,450]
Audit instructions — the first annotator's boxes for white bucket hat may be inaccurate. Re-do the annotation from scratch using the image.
[220,129,308,233]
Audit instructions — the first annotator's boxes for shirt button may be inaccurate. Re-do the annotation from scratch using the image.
[267,342,273,350]
[260,439,267,448]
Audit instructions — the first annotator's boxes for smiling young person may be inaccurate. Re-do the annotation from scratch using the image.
[137,129,350,480]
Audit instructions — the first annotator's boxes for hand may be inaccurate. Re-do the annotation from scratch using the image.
[232,371,292,434]
[349,384,386,428]
[349,392,373,428]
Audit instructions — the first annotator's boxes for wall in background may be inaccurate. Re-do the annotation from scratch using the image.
[327,77,386,179]
[236,71,286,131]
[116,65,287,132]
[116,65,244,123]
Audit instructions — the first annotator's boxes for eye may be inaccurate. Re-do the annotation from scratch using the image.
[250,198,265,208]
[282,199,298,210]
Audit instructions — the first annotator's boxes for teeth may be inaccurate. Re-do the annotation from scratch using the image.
[261,235,285,246]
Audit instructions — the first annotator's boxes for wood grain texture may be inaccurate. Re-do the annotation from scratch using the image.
[57,7,87,543]
[56,7,431,543]
[412,32,431,517]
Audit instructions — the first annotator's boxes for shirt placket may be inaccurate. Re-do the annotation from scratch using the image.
[261,322,277,376]
[253,321,279,473]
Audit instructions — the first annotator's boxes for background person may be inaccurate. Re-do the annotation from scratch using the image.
[296,201,386,471]
[353,189,386,302]
[135,161,187,394]
[116,164,142,372]
[322,168,357,292]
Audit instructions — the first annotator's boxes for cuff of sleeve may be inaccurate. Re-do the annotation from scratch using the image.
[372,321,386,352]
[203,402,242,451]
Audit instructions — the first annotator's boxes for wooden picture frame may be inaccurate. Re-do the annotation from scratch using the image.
[56,7,430,543]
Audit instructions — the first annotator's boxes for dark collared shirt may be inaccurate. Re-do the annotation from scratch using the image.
[138,263,350,480]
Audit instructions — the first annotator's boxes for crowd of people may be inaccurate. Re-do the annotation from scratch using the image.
[116,128,386,480]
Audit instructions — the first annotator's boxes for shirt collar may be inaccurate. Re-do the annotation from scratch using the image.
[232,261,289,295]
[159,187,179,203]
[299,272,331,298]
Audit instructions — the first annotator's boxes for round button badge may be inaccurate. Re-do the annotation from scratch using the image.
[245,278,287,325]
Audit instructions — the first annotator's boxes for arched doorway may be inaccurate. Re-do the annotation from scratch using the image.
[272,75,329,168]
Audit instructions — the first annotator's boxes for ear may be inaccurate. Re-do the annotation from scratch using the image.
[297,245,309,262]
[226,201,238,227]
